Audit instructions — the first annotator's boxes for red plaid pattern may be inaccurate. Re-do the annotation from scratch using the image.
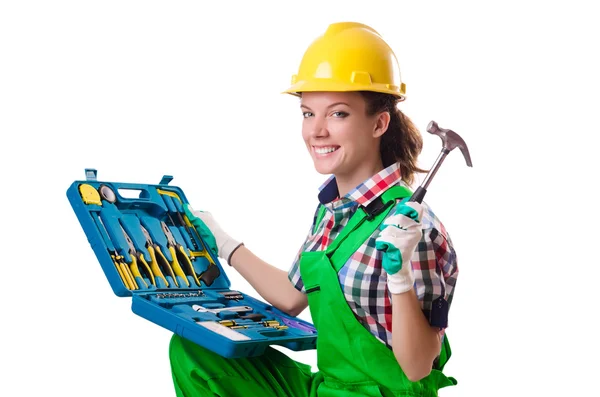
[288,163,459,348]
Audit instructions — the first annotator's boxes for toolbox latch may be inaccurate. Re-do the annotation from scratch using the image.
[159,175,174,185]
[85,168,98,181]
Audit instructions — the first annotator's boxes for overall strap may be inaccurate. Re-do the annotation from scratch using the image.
[313,205,327,235]
[328,185,413,271]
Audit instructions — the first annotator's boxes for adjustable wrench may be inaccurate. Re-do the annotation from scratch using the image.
[192,304,253,314]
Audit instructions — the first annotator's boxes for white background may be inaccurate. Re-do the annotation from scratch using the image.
[1,1,599,396]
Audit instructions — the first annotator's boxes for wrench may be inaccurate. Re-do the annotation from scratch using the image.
[192,304,253,314]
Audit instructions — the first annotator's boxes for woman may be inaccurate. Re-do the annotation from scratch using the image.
[170,22,459,396]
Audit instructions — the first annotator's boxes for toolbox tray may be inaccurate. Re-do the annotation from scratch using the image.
[67,169,317,358]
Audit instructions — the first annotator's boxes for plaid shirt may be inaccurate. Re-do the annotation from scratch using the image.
[288,163,459,348]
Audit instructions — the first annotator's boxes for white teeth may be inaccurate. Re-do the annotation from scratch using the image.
[315,146,338,154]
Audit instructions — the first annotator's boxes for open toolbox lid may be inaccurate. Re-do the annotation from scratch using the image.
[66,168,232,296]
[67,169,317,358]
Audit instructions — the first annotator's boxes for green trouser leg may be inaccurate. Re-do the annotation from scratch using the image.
[169,334,323,397]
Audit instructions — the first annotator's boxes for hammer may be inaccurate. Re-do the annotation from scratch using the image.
[409,120,473,203]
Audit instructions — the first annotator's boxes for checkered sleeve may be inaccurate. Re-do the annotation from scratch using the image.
[411,225,459,329]
[288,244,307,293]
[287,204,321,294]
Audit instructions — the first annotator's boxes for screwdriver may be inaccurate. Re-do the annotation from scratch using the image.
[157,189,221,286]
[219,320,288,330]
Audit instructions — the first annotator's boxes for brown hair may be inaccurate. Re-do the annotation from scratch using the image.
[359,91,428,187]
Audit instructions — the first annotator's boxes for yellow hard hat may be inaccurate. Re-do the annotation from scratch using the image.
[283,22,406,100]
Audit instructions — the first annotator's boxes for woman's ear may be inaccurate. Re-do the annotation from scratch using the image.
[373,111,391,138]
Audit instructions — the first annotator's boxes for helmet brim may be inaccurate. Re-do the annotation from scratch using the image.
[282,79,405,100]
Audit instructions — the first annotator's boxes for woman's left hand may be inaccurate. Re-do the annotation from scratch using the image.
[375,201,424,294]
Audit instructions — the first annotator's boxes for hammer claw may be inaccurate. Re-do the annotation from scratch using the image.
[460,145,473,167]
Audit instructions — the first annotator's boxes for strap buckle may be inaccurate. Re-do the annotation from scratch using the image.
[363,197,393,220]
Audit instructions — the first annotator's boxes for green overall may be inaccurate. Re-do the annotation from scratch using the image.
[169,186,456,396]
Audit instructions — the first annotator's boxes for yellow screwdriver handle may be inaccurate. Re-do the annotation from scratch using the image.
[167,246,190,287]
[118,256,138,290]
[111,254,132,290]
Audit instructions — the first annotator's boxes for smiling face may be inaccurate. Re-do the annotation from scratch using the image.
[300,91,390,193]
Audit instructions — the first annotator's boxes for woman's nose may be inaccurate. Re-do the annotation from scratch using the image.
[310,117,328,138]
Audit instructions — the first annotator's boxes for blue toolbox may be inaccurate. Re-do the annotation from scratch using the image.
[67,168,317,358]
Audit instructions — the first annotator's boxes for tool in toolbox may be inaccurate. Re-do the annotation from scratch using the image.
[120,224,155,289]
[157,188,222,286]
[155,290,205,299]
[220,291,244,301]
[94,212,138,290]
[237,313,266,321]
[98,184,117,203]
[67,169,318,359]
[110,251,137,290]
[266,310,317,333]
[78,183,102,205]
[157,188,202,252]
[161,221,198,287]
[78,184,139,290]
[220,319,288,331]
[140,225,178,288]
[192,304,253,315]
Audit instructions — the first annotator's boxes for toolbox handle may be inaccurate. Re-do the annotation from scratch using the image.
[117,187,151,200]
[109,183,158,201]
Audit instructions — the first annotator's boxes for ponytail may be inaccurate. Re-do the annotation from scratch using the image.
[360,92,428,187]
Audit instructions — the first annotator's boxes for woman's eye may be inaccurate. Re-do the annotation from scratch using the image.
[332,111,348,118]
[302,112,313,118]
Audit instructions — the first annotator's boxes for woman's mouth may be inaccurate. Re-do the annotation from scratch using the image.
[313,146,340,156]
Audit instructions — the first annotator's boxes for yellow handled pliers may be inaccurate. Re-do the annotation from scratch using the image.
[120,225,155,289]
[161,221,200,287]
[140,225,178,288]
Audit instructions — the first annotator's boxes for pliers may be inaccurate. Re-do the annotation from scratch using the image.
[140,225,178,288]
[161,221,199,287]
[120,225,155,289]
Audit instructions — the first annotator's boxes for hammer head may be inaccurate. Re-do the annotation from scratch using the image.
[427,121,473,167]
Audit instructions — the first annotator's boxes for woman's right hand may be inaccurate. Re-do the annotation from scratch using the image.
[185,203,307,315]
[184,204,243,263]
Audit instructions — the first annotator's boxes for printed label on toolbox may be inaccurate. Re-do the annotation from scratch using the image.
[196,321,251,341]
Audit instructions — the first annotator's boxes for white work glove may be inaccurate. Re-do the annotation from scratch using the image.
[375,201,424,295]
[183,204,243,264]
